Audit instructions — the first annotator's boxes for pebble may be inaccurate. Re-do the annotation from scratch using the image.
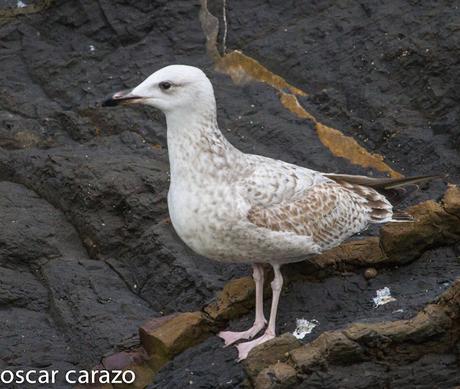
[364,267,378,280]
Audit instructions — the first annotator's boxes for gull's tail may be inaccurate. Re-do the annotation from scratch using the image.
[391,211,415,222]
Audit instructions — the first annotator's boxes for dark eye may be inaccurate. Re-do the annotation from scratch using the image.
[159,81,172,91]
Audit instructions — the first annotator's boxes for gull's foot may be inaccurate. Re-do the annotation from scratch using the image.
[236,332,275,361]
[217,320,266,347]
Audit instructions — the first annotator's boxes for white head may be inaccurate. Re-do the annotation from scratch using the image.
[102,65,216,117]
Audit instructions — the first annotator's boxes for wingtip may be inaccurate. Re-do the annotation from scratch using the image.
[391,212,415,222]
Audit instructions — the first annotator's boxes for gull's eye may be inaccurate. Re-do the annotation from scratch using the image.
[159,81,172,91]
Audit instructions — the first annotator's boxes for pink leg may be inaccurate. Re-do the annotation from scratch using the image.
[218,263,267,346]
[236,264,283,361]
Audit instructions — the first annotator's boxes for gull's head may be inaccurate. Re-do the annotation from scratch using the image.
[102,65,215,115]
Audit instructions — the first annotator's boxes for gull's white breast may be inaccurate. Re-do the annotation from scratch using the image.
[168,177,249,260]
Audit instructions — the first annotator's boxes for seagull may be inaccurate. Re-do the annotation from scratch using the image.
[102,65,439,360]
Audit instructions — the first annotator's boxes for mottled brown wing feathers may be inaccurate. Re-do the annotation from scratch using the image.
[247,181,380,250]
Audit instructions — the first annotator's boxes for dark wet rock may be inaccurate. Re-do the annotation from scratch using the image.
[0,182,82,388]
[0,306,75,387]
[0,181,87,265]
[3,134,170,260]
[150,337,247,389]
[293,354,460,389]
[0,178,158,382]
[42,258,155,366]
[0,266,47,310]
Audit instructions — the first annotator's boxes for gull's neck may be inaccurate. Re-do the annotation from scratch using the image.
[165,107,241,184]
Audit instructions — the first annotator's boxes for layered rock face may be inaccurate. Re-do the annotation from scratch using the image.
[0,1,459,388]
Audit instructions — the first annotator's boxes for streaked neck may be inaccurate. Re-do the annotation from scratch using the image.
[165,108,239,183]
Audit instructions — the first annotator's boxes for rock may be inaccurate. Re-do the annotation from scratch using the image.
[364,267,378,280]
[139,312,216,372]
[102,349,154,389]
[380,200,446,262]
[347,303,451,342]
[254,362,298,389]
[0,181,84,385]
[153,243,460,387]
[102,352,135,371]
[0,181,87,264]
[243,333,301,378]
[0,266,47,310]
[254,279,460,388]
[76,351,153,389]
[344,305,452,362]
[381,193,460,263]
[150,337,247,389]
[311,237,385,270]
[4,133,239,313]
[204,276,256,321]
[42,258,155,366]
[442,184,460,220]
[291,354,460,389]
[112,362,153,389]
[0,307,74,374]
[75,383,113,389]
[290,331,365,373]
[1,0,459,387]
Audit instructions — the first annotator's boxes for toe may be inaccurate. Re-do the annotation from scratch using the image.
[217,331,232,346]
[218,331,241,347]
[236,343,251,361]
[217,323,266,347]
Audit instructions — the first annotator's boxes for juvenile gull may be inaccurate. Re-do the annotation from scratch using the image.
[102,65,439,360]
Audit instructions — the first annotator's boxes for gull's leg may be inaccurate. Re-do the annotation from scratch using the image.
[236,264,283,361]
[218,263,267,346]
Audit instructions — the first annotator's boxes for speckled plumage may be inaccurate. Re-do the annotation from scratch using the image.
[104,64,416,360]
[166,110,393,265]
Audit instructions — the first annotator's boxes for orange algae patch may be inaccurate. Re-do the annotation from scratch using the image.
[199,0,402,178]
[279,92,317,121]
[280,93,403,178]
[216,51,306,96]
[315,123,403,178]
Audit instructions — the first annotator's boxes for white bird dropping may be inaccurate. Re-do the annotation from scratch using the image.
[293,318,319,339]
[373,287,396,307]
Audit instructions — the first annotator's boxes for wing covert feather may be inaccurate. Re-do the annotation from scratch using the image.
[247,181,374,250]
